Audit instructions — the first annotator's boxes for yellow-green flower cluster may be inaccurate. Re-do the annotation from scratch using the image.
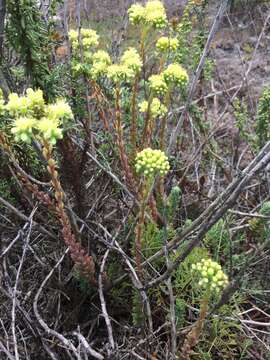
[139,98,167,118]
[135,148,170,177]
[128,4,146,25]
[145,1,167,29]
[69,28,99,50]
[46,99,74,124]
[6,93,30,116]
[11,117,36,143]
[88,50,111,80]
[148,74,168,96]
[7,89,73,145]
[25,88,45,116]
[107,48,142,83]
[121,47,142,73]
[37,118,63,144]
[191,259,229,293]
[156,36,179,53]
[107,64,134,83]
[163,63,189,87]
[128,1,167,29]
[92,50,111,65]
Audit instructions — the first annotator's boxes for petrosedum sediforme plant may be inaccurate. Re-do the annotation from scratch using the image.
[139,98,168,118]
[7,88,73,144]
[192,258,229,293]
[128,0,167,29]
[135,148,170,178]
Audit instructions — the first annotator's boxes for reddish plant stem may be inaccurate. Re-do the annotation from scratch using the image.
[141,94,154,149]
[135,182,149,278]
[0,131,55,210]
[181,296,209,359]
[115,84,136,190]
[130,76,138,159]
[42,140,95,283]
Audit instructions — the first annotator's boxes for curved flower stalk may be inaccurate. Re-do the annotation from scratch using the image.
[4,88,96,283]
[181,259,229,359]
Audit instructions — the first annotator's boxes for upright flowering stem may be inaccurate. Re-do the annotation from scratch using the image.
[135,149,170,275]
[159,87,171,151]
[135,180,151,278]
[140,27,147,85]
[91,81,110,132]
[115,83,135,189]
[180,258,229,358]
[130,76,139,159]
[42,139,95,283]
[141,94,154,148]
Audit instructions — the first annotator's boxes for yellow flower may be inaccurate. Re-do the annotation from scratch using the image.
[107,64,135,83]
[149,74,168,95]
[88,50,111,80]
[92,50,111,65]
[69,28,99,49]
[11,117,36,143]
[128,3,146,25]
[26,88,45,117]
[90,62,109,80]
[46,99,73,123]
[82,28,99,48]
[163,63,189,87]
[128,1,167,29]
[135,148,170,177]
[121,47,142,73]
[145,0,167,29]
[6,93,29,116]
[37,118,63,144]
[139,98,167,118]
[69,29,78,42]
[156,36,179,52]
[192,259,229,293]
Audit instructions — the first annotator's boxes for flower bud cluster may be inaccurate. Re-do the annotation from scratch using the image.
[11,117,36,143]
[88,50,111,80]
[191,259,229,293]
[107,47,142,83]
[156,36,179,53]
[37,118,63,144]
[6,89,73,145]
[145,1,168,29]
[148,74,168,96]
[107,64,134,83]
[163,63,189,87]
[128,1,167,29]
[69,28,99,51]
[128,4,146,25]
[135,148,170,177]
[121,47,142,73]
[139,98,167,118]
[6,93,31,117]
